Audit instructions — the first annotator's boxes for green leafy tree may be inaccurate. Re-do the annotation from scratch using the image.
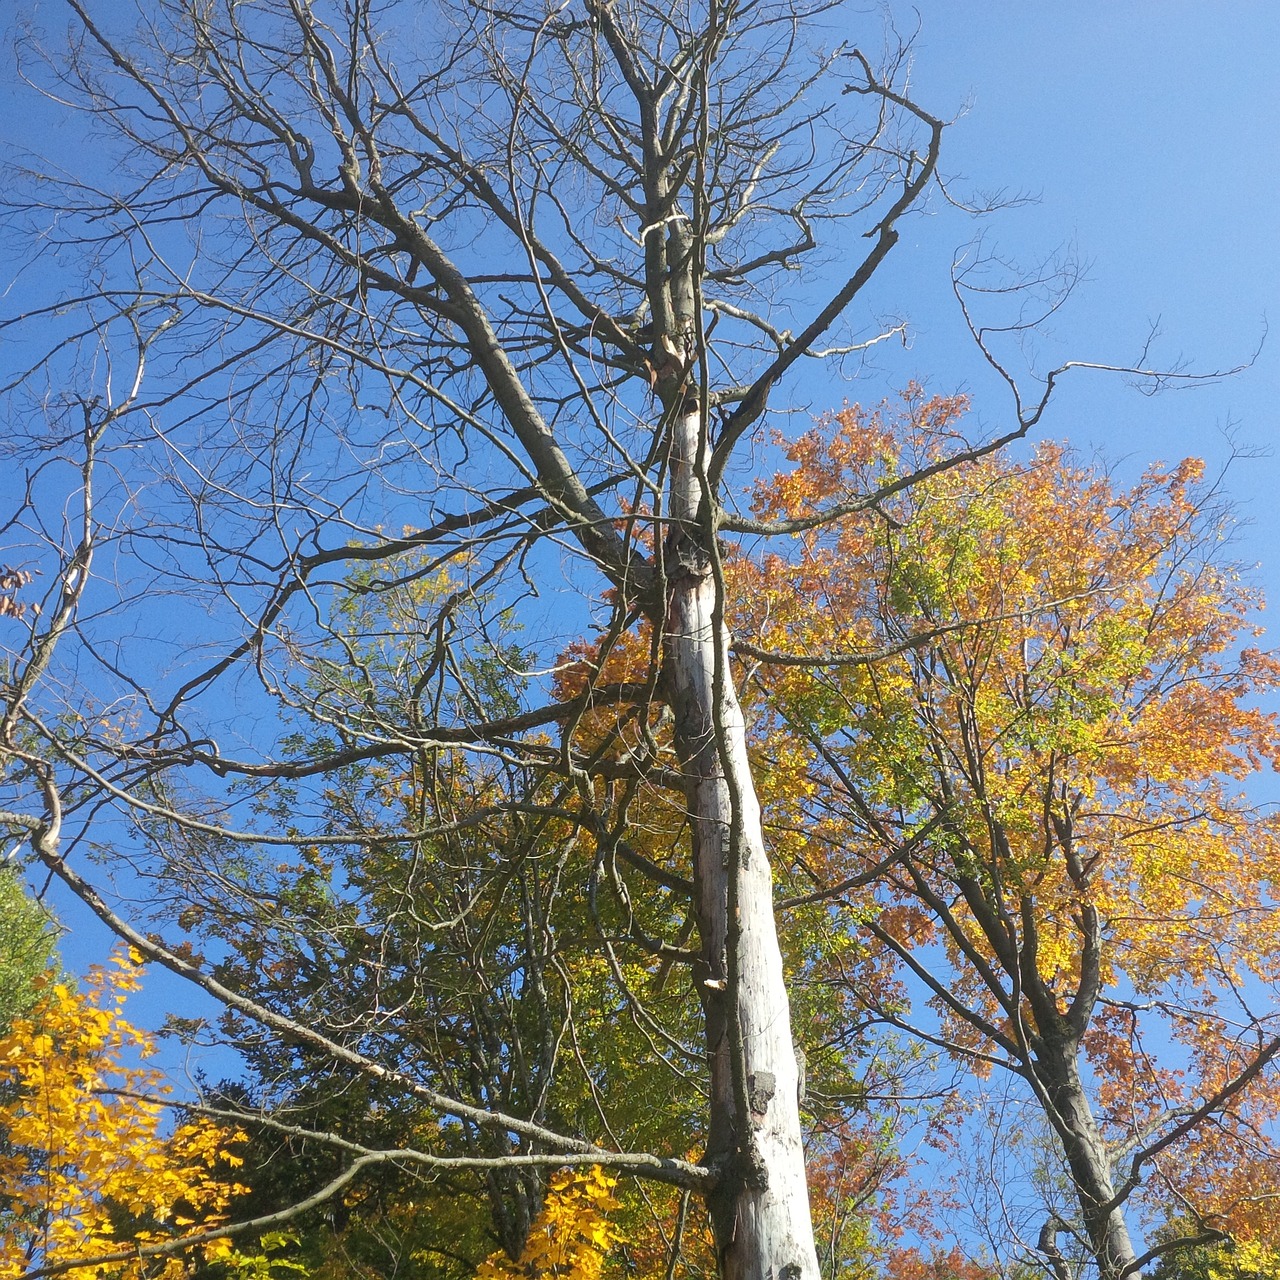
[155,563,704,1279]
[0,869,56,1030]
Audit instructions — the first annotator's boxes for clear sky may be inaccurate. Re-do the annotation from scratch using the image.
[866,3,1279,531]
[1,0,1278,1086]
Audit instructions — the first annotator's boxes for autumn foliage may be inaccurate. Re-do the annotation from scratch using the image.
[0,953,246,1280]
[475,1167,623,1280]
[737,391,1280,1264]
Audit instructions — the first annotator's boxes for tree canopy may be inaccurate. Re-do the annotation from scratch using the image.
[737,399,1280,1277]
[0,953,247,1280]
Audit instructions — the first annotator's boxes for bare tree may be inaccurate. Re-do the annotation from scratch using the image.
[0,1,1129,1276]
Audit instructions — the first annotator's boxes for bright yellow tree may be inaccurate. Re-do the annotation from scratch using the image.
[0,951,246,1280]
[475,1166,622,1280]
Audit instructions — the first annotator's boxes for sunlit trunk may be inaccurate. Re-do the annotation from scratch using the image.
[1037,1041,1138,1280]
[665,398,819,1280]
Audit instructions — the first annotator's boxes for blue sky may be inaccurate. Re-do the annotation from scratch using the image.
[878,4,1278,494]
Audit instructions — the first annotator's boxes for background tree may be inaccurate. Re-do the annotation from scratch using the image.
[1146,1227,1280,1280]
[736,396,1280,1280]
[0,953,247,1280]
[0,868,57,1031]
[167,556,922,1280]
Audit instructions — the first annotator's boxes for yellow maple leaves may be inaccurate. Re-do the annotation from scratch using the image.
[0,951,246,1280]
[476,1167,622,1280]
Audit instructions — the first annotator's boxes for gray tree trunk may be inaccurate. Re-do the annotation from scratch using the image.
[1036,1041,1139,1280]
[665,399,819,1280]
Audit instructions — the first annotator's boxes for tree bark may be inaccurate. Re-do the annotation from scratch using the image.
[1035,1040,1139,1280]
[665,398,819,1280]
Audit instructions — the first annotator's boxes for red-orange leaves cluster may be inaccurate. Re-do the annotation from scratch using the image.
[736,397,1280,1254]
[753,388,971,524]
[881,1245,992,1280]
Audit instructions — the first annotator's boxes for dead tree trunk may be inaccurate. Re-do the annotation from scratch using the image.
[665,395,818,1280]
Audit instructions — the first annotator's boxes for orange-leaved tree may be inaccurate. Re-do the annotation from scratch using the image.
[0,951,247,1280]
[735,393,1280,1280]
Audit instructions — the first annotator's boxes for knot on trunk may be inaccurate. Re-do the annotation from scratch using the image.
[748,1069,776,1123]
[663,528,711,582]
